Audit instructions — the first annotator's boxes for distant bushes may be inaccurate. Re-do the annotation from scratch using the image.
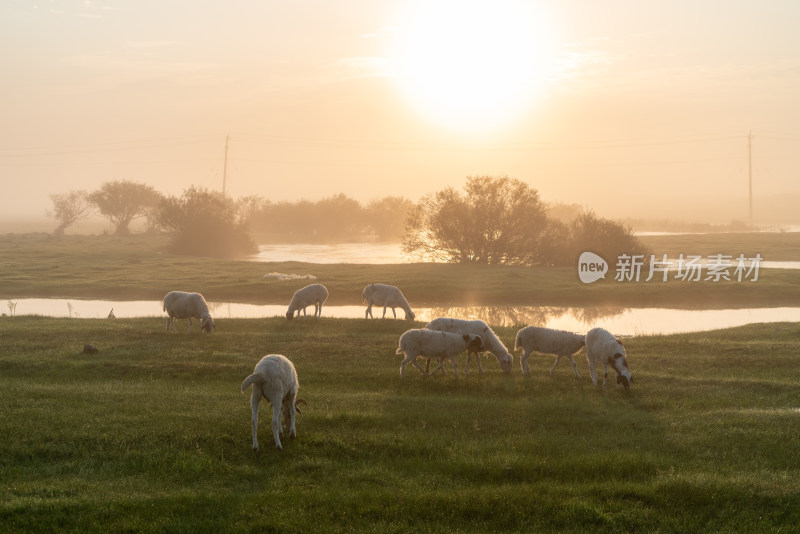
[159,187,257,259]
[248,194,414,243]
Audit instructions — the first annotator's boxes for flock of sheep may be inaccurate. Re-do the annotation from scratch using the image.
[161,283,634,451]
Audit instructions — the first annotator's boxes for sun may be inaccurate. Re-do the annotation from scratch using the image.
[393,1,555,133]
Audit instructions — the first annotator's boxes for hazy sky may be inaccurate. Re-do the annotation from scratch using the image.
[2,0,799,223]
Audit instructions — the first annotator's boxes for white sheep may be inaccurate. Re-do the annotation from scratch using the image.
[285,283,329,320]
[162,291,215,333]
[395,328,484,379]
[240,354,308,451]
[514,326,586,377]
[585,327,633,389]
[425,318,513,375]
[362,283,416,320]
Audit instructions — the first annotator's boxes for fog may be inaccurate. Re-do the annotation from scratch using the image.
[2,2,799,227]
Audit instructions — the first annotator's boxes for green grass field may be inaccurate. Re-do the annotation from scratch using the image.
[1,317,798,532]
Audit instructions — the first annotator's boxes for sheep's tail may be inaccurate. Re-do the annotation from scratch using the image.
[240,373,260,392]
[295,398,308,417]
[513,330,522,351]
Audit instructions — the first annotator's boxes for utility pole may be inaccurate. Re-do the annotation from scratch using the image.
[222,134,230,196]
[748,131,753,227]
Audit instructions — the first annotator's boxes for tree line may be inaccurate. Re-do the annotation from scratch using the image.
[47,176,647,265]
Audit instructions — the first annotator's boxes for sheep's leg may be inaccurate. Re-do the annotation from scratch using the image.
[271,400,284,450]
[429,359,445,375]
[474,351,485,374]
[588,354,599,386]
[391,307,397,319]
[249,388,261,451]
[400,355,427,379]
[365,303,373,319]
[550,355,563,376]
[521,350,531,376]
[315,300,322,318]
[382,306,387,318]
[601,362,608,388]
[187,317,193,333]
[282,398,297,439]
[449,356,459,377]
[166,317,173,332]
[288,401,297,439]
[567,355,581,378]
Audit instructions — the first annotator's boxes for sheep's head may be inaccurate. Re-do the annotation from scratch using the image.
[463,334,484,353]
[405,310,416,320]
[201,316,215,333]
[499,352,513,374]
[612,353,632,389]
[285,311,294,320]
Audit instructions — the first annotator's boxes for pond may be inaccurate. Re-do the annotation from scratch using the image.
[4,298,799,336]
[249,242,800,270]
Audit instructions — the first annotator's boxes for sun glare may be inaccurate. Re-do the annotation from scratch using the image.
[394,1,554,133]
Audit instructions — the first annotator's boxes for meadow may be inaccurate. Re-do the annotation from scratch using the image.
[1,233,800,308]
[1,316,798,532]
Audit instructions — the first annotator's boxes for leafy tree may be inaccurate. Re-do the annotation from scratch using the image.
[89,180,162,235]
[47,190,92,235]
[159,187,257,258]
[402,176,646,267]
[402,175,552,265]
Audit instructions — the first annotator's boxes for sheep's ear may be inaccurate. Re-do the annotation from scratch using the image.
[613,353,623,360]
[462,334,470,342]
[615,338,624,346]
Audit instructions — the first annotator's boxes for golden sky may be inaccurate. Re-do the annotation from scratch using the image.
[1,0,799,223]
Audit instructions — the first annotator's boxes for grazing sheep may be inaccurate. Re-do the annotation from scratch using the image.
[362,283,416,320]
[241,354,308,451]
[395,328,484,379]
[425,318,513,374]
[514,326,585,377]
[585,327,633,389]
[163,291,215,333]
[286,283,329,320]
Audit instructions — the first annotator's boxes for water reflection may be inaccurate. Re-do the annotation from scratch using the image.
[4,298,799,336]
[414,305,627,328]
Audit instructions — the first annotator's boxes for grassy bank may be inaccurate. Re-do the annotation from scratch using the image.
[1,233,800,308]
[1,317,798,532]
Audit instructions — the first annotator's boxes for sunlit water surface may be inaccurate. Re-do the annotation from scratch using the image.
[249,243,800,271]
[4,298,799,336]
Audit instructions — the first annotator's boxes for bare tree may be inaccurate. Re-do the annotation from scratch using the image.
[89,180,162,235]
[47,190,92,235]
